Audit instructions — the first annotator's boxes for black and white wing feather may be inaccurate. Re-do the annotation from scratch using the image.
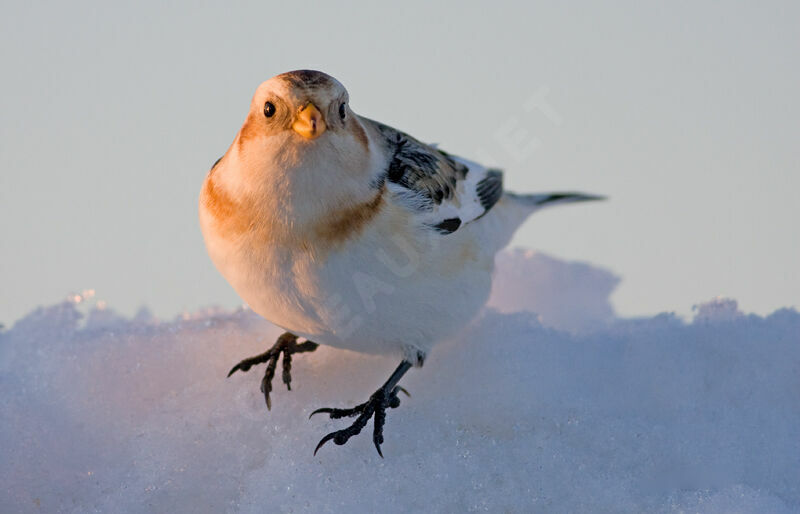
[363,118,504,235]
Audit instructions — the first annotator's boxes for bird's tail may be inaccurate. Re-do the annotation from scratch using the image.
[505,191,606,208]
[477,191,605,252]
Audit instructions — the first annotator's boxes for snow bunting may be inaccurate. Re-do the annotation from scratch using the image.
[199,70,603,456]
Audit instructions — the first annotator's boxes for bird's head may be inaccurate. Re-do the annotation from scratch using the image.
[255,70,348,140]
[208,70,382,239]
[230,70,374,182]
[246,70,351,141]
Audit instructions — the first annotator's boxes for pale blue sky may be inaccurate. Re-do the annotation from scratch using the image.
[1,1,798,325]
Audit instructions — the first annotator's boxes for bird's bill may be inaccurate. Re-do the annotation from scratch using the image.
[292,103,326,139]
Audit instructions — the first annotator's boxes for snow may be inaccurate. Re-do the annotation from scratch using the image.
[488,249,620,332]
[1,251,798,513]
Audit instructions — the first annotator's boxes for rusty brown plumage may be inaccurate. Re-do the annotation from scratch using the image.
[313,188,385,247]
[237,112,264,149]
[201,173,253,237]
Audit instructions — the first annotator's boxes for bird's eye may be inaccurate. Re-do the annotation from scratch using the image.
[264,101,276,118]
[339,103,346,120]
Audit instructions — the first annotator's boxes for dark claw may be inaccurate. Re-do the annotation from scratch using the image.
[314,424,364,455]
[261,376,272,410]
[228,333,319,412]
[310,384,409,457]
[308,401,370,420]
[227,350,274,377]
[314,410,372,456]
[259,353,280,410]
[388,386,407,408]
[309,407,333,419]
[313,433,337,455]
[310,361,413,456]
[373,405,386,458]
[282,352,292,390]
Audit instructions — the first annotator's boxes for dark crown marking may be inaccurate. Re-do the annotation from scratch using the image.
[277,70,334,89]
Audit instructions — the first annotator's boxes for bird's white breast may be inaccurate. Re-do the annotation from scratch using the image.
[201,199,496,362]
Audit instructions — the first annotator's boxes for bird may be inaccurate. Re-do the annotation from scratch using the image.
[199,70,603,456]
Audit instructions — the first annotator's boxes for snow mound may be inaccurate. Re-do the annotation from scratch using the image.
[1,252,798,513]
[692,296,744,323]
[488,249,620,332]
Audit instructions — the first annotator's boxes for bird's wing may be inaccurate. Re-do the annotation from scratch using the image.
[363,118,503,235]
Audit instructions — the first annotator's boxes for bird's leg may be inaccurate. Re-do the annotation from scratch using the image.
[227,332,319,410]
[310,360,412,457]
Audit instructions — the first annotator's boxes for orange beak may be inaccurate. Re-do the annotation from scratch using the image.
[292,103,326,139]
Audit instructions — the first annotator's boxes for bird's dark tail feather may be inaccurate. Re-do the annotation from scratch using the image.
[506,191,606,208]
[482,190,605,253]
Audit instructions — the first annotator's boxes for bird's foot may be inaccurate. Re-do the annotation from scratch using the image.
[227,332,318,410]
[310,384,410,457]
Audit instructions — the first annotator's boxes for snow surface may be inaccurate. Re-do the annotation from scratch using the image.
[1,250,798,513]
